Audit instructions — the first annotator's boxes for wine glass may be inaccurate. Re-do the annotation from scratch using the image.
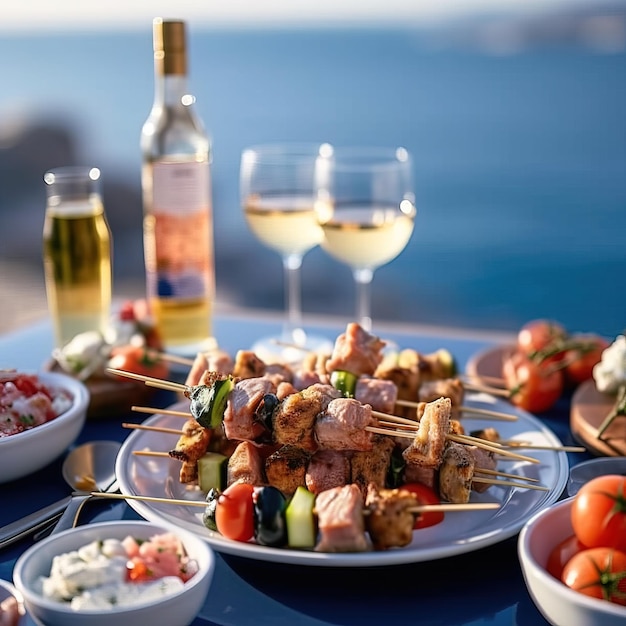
[314,145,416,332]
[240,143,333,360]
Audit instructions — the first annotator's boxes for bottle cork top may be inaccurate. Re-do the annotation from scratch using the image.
[153,18,186,75]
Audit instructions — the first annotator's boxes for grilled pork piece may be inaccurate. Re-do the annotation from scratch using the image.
[185,349,234,386]
[168,419,211,466]
[403,463,438,490]
[325,323,386,377]
[418,378,464,419]
[223,377,275,441]
[276,381,298,400]
[227,440,267,486]
[315,484,368,552]
[273,383,341,452]
[300,350,331,380]
[265,445,310,496]
[350,435,394,497]
[439,442,475,503]
[179,461,198,483]
[232,350,267,379]
[315,397,378,452]
[292,369,325,390]
[466,445,497,493]
[365,483,419,550]
[402,397,451,469]
[305,450,351,495]
[354,377,398,414]
[469,427,501,443]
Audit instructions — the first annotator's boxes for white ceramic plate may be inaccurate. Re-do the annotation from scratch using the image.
[116,393,569,567]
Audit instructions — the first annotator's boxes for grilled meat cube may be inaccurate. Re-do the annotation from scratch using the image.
[276,381,298,400]
[292,369,326,390]
[300,350,332,380]
[168,419,210,464]
[439,442,475,504]
[223,377,275,441]
[232,350,266,379]
[350,435,394,496]
[264,363,294,387]
[403,463,438,490]
[315,484,368,552]
[402,397,451,469]
[265,445,310,496]
[305,450,351,495]
[469,427,501,443]
[365,483,419,550]
[179,460,198,484]
[315,397,378,452]
[418,378,464,419]
[185,349,234,386]
[227,440,267,486]
[325,323,386,377]
[467,445,497,493]
[354,377,398,414]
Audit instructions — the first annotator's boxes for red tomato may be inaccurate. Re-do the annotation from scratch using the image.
[562,548,626,606]
[546,534,585,580]
[216,482,255,542]
[502,351,563,413]
[571,475,626,551]
[399,483,444,529]
[517,319,568,362]
[563,333,610,385]
[108,345,169,380]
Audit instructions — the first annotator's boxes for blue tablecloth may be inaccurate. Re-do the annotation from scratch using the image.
[0,313,588,625]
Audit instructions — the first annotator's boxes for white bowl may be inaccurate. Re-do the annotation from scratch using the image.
[567,457,626,496]
[0,578,27,625]
[13,520,215,626]
[518,497,626,626]
[0,371,89,483]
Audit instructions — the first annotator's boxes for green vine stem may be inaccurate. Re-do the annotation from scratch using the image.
[596,384,626,440]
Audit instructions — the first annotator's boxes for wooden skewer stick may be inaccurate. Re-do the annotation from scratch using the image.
[463,382,510,398]
[106,368,188,392]
[395,399,517,422]
[461,373,507,388]
[148,351,195,367]
[501,443,587,453]
[471,476,549,492]
[89,491,501,515]
[132,406,191,418]
[474,468,539,483]
[133,450,171,457]
[122,423,184,436]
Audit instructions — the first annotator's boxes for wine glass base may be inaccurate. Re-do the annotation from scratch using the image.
[251,332,334,364]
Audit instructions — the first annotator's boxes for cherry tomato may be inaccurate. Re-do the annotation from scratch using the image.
[216,482,255,542]
[517,319,568,363]
[563,333,610,385]
[562,547,626,605]
[571,475,626,551]
[546,534,585,580]
[502,351,563,413]
[108,345,169,380]
[398,483,444,529]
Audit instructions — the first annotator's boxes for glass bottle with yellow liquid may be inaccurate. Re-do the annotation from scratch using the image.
[140,18,215,351]
[43,166,112,348]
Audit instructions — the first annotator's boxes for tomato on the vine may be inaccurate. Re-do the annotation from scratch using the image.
[546,534,586,580]
[108,345,169,380]
[502,351,563,413]
[563,333,610,385]
[215,482,255,542]
[517,319,568,362]
[398,483,444,529]
[561,547,626,606]
[571,475,626,552]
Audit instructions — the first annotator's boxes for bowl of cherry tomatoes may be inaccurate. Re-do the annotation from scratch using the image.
[518,475,626,626]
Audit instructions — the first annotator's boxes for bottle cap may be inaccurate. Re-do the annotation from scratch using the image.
[153,18,186,75]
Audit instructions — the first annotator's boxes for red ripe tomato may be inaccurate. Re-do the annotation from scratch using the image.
[216,482,255,542]
[546,534,585,580]
[562,547,626,606]
[571,475,626,552]
[502,351,563,413]
[399,483,444,530]
[517,319,568,362]
[107,345,169,380]
[563,333,610,385]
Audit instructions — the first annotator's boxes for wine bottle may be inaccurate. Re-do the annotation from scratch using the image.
[140,17,215,350]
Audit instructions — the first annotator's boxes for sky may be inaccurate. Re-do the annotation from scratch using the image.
[0,0,607,33]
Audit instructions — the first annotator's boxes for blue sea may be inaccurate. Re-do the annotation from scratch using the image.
[0,25,625,338]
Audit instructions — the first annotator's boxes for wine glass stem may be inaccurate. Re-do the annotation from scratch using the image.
[353,267,374,332]
[283,253,304,342]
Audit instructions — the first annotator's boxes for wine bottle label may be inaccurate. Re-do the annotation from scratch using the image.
[151,161,213,299]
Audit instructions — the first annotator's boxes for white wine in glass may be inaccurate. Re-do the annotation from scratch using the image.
[315,145,416,331]
[240,144,333,360]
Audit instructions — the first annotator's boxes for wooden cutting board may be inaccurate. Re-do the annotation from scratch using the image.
[570,379,626,457]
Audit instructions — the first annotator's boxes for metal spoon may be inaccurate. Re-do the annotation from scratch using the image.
[0,440,121,549]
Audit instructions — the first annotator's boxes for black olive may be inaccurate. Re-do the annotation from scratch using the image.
[202,488,221,531]
[254,393,280,431]
[252,486,287,547]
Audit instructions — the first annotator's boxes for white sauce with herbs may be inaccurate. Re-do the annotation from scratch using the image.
[39,538,184,610]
